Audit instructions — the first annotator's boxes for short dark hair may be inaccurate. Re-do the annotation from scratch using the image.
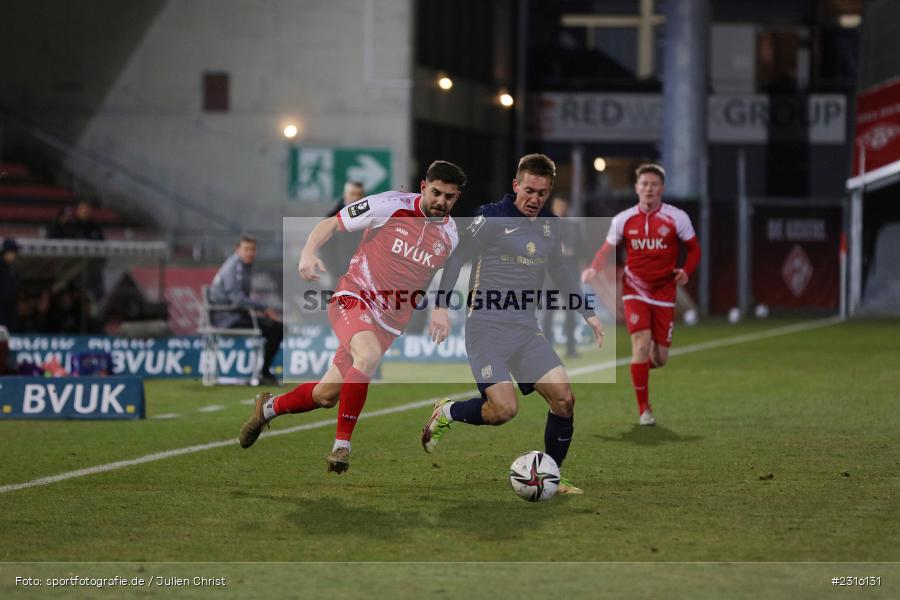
[237,234,257,246]
[425,160,467,187]
[635,163,666,182]
[516,153,556,183]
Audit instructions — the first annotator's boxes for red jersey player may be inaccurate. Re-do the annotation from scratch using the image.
[581,163,700,426]
[238,160,466,473]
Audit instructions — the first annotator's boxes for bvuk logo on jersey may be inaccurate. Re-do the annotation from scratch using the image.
[390,239,434,267]
[631,238,667,250]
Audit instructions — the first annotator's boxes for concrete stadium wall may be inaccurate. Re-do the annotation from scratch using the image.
[1,0,412,235]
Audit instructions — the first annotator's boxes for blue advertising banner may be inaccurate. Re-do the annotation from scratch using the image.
[9,335,271,379]
[0,377,145,420]
[8,328,472,380]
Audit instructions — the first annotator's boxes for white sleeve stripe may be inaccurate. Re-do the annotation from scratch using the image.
[663,204,696,240]
[606,206,637,244]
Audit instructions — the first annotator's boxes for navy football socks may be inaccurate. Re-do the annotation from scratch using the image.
[449,397,487,425]
[544,411,574,468]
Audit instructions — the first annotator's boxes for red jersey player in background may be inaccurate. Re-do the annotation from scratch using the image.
[581,163,700,426]
[238,160,466,473]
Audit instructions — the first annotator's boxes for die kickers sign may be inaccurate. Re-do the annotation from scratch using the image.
[0,377,145,420]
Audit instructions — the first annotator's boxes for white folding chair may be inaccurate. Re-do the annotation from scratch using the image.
[197,285,264,386]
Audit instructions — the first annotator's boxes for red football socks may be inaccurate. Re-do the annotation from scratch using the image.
[335,368,371,441]
[274,382,319,415]
[630,361,650,415]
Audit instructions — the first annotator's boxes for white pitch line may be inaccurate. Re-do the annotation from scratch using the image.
[568,315,843,376]
[0,317,841,495]
[196,404,225,413]
[151,413,181,420]
[0,391,473,496]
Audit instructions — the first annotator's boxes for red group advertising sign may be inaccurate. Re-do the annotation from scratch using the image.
[852,77,900,177]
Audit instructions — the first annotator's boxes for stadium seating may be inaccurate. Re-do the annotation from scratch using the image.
[0,161,151,240]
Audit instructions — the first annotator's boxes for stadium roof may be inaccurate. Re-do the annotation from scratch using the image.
[846,157,900,192]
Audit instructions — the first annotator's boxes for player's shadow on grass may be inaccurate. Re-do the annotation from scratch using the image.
[594,425,701,446]
[429,498,559,541]
[231,490,426,539]
[231,488,556,542]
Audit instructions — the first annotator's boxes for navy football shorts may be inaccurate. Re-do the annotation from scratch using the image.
[465,318,563,397]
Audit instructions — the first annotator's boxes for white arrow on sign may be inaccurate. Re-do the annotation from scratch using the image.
[347,155,388,191]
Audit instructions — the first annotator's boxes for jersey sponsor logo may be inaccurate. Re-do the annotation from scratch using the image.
[631,238,668,251]
[526,241,536,256]
[467,214,486,236]
[432,241,446,256]
[347,200,370,218]
[394,226,409,236]
[658,225,670,237]
[504,227,521,234]
[390,238,434,267]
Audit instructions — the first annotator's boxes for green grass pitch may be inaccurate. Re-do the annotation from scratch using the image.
[1,318,898,599]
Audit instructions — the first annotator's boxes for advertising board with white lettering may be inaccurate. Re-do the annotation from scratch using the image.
[753,206,841,308]
[9,335,268,379]
[533,93,846,144]
[0,377,145,420]
[8,328,471,381]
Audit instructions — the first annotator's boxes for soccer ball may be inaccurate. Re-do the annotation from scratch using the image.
[508,451,560,502]
[683,308,698,326]
[755,304,770,319]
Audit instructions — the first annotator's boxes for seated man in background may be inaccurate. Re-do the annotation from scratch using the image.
[209,235,283,385]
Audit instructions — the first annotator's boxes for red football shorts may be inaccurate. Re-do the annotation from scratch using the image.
[623,299,674,347]
[328,295,397,377]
